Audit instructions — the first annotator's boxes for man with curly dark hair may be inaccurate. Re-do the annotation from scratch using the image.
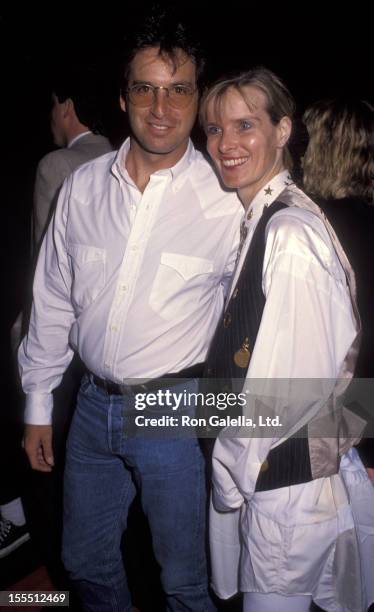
[19,8,241,611]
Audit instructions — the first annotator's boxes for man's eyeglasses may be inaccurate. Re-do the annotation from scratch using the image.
[126,83,197,109]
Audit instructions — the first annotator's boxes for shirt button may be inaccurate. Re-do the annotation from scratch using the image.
[131,245,138,252]
[110,325,118,332]
[120,284,127,292]
[104,362,111,368]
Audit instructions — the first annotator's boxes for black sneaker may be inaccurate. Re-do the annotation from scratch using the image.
[0,519,30,558]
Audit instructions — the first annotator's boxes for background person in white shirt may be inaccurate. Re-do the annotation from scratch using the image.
[19,9,241,612]
[200,68,367,612]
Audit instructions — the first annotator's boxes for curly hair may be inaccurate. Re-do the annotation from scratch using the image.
[120,6,205,94]
[199,66,295,171]
[302,99,374,203]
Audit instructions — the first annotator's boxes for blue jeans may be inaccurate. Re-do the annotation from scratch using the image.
[62,375,215,611]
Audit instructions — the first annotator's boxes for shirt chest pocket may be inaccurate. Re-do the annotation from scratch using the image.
[149,252,214,320]
[66,243,106,313]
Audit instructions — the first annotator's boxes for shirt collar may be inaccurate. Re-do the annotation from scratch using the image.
[244,170,293,225]
[67,131,92,149]
[112,137,195,187]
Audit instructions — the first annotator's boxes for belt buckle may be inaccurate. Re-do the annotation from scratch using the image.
[106,380,119,395]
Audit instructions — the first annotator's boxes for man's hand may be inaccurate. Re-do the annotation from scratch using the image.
[23,424,54,472]
[366,467,374,485]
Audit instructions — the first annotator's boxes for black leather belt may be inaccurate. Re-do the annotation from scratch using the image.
[90,362,205,395]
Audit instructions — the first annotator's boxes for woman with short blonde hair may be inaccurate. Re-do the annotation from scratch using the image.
[202,72,371,612]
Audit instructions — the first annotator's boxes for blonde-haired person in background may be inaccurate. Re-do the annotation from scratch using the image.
[303,99,373,205]
[303,98,374,611]
[200,69,369,611]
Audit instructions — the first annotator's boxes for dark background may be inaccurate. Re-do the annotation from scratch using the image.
[1,3,372,331]
[1,3,372,332]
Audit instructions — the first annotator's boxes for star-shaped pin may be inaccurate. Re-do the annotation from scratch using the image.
[264,186,273,196]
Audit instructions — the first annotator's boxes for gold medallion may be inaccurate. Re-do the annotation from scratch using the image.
[233,337,250,368]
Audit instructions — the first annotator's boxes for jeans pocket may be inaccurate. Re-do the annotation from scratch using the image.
[79,373,91,394]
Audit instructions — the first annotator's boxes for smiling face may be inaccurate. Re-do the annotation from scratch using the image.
[120,46,198,166]
[205,85,291,205]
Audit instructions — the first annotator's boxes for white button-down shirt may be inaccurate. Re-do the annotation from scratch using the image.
[19,138,242,424]
[210,172,362,607]
[214,170,357,507]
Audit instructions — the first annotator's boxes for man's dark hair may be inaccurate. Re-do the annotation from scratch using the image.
[52,62,106,134]
[120,6,206,94]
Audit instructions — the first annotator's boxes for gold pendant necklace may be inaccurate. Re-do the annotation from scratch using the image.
[234,337,250,368]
